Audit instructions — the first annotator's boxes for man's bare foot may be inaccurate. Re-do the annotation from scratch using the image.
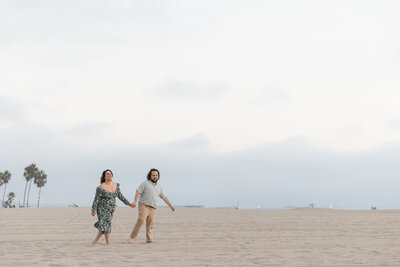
[146,240,155,243]
[127,238,134,244]
[91,240,98,245]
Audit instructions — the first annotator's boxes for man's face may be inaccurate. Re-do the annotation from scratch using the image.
[151,171,159,183]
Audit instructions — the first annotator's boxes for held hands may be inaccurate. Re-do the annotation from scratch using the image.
[129,202,137,208]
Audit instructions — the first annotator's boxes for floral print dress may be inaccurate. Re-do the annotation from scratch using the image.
[91,183,130,233]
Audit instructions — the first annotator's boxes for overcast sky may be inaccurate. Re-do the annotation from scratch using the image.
[1,0,400,209]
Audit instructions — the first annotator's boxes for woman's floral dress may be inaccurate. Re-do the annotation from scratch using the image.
[91,183,130,233]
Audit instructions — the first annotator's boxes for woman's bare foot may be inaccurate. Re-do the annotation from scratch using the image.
[127,238,134,244]
[92,231,103,245]
[104,233,110,245]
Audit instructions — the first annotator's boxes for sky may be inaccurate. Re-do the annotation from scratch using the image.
[1,0,400,209]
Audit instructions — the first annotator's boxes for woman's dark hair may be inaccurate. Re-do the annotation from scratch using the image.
[100,169,113,184]
[147,168,160,181]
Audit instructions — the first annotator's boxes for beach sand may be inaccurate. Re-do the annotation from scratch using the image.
[1,207,400,266]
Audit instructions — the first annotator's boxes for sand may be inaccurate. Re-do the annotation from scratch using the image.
[1,207,400,266]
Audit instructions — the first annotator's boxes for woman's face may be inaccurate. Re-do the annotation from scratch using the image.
[105,171,113,181]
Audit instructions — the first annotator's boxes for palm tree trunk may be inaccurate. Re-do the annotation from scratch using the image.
[23,181,29,208]
[37,187,42,208]
[27,179,33,208]
[2,183,7,208]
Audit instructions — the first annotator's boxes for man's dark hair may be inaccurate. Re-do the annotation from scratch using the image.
[147,168,160,181]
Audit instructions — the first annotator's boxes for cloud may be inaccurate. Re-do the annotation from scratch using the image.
[63,121,112,136]
[165,133,210,150]
[1,0,400,209]
[256,86,292,105]
[152,79,230,101]
[2,120,400,209]
[0,97,25,121]
[385,119,400,131]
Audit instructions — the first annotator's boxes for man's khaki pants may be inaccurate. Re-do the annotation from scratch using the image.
[130,203,156,242]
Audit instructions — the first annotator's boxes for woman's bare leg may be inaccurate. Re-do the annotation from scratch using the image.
[104,232,111,245]
[92,231,103,245]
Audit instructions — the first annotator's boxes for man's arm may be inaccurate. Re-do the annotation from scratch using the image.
[132,190,140,208]
[162,196,175,212]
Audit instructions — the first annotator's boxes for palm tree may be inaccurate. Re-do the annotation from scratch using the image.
[34,170,47,208]
[1,171,11,207]
[0,172,3,207]
[23,164,38,208]
[3,192,16,208]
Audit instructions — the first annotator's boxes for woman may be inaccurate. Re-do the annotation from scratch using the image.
[91,169,132,244]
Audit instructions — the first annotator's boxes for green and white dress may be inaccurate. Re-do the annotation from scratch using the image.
[91,183,130,233]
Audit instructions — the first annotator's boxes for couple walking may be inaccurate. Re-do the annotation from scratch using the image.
[91,168,175,245]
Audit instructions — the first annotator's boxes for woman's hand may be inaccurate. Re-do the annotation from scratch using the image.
[91,212,95,216]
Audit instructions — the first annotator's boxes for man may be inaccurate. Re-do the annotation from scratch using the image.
[128,168,175,243]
